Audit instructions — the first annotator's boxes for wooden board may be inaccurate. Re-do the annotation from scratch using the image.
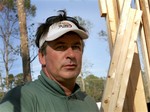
[99,0,148,111]
[139,0,150,63]
[98,0,107,17]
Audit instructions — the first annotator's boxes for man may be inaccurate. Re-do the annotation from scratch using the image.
[0,10,99,112]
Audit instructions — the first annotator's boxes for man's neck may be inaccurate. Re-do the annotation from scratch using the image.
[42,68,76,96]
[59,82,75,96]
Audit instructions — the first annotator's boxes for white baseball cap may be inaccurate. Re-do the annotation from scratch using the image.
[39,20,88,48]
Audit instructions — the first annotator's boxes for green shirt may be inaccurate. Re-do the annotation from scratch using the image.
[0,71,99,112]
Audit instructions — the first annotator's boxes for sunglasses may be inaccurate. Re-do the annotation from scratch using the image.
[46,16,79,25]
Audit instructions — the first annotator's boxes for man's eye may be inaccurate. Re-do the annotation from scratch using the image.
[55,46,67,51]
[72,46,81,50]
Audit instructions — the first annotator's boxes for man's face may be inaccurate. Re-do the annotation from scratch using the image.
[39,32,83,83]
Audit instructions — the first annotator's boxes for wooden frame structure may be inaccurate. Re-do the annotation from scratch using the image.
[98,0,150,111]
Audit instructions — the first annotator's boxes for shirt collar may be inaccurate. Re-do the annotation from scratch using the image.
[38,70,81,97]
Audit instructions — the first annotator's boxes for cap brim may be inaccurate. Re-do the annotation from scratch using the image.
[45,28,88,42]
[39,20,88,48]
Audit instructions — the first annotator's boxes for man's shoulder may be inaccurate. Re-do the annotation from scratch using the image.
[20,80,41,96]
[0,85,23,104]
[0,80,38,103]
[0,80,42,112]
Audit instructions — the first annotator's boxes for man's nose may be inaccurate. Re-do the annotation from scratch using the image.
[66,47,75,58]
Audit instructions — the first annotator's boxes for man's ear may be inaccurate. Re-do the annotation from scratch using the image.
[38,51,46,66]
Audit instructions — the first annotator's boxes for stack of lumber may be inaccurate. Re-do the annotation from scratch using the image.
[98,0,150,112]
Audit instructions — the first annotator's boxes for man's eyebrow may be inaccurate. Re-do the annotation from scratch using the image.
[73,42,82,45]
[50,41,82,46]
[54,41,66,45]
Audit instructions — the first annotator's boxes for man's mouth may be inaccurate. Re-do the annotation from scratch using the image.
[63,64,77,69]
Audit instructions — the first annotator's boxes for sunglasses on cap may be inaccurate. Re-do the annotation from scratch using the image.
[45,16,79,26]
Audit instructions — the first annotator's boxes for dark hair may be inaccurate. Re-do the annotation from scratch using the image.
[35,10,87,49]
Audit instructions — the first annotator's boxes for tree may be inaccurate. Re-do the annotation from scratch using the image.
[0,0,36,87]
[84,75,106,102]
[0,74,3,91]
[7,74,14,89]
[16,0,31,82]
[14,73,24,86]
[80,59,93,91]
[74,16,92,33]
[0,0,19,89]
[98,30,107,41]
[2,74,14,90]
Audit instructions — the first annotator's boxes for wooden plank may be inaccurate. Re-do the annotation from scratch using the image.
[134,71,148,112]
[135,0,140,9]
[98,0,107,17]
[100,1,132,111]
[105,0,118,55]
[112,0,119,27]
[140,26,150,102]
[105,15,114,55]
[123,47,148,112]
[108,8,139,112]
[98,0,113,53]
[117,0,148,111]
[128,46,148,112]
[139,0,150,63]
[116,0,124,17]
[136,0,150,103]
[148,0,150,10]
[123,78,134,112]
[115,10,142,112]
[99,0,148,111]
[136,0,150,102]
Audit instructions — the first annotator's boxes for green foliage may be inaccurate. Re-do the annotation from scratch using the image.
[0,92,5,101]
[24,0,36,17]
[98,30,108,41]
[77,74,106,102]
[85,75,105,102]
[14,73,24,86]
[0,0,36,16]
[74,16,92,33]
[0,0,14,10]
[0,73,24,92]
[24,0,30,9]
[8,74,14,89]
[3,74,15,89]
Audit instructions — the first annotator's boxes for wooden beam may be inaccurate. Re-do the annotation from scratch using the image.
[98,0,148,111]
[140,26,150,102]
[139,0,150,63]
[115,10,142,112]
[99,0,114,54]
[136,0,150,103]
[108,8,136,111]
[98,0,107,17]
[148,0,150,10]
[105,0,118,55]
[100,1,132,110]
[128,46,148,112]
[116,0,124,17]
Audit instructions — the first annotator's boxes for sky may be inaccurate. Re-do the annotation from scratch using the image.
[10,0,110,79]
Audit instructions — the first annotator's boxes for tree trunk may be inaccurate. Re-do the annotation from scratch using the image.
[81,73,85,91]
[16,0,32,82]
